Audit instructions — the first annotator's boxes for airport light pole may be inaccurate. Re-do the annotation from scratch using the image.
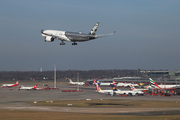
[54,65,56,88]
[77,73,79,91]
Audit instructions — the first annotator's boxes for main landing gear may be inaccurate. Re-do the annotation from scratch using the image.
[72,42,77,45]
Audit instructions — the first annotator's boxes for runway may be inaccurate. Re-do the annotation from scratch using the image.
[1,82,180,115]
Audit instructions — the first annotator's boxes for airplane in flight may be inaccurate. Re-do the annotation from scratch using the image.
[69,79,85,86]
[149,78,180,89]
[112,80,139,87]
[41,22,115,45]
[19,84,37,90]
[94,80,113,96]
[112,85,144,96]
[2,81,19,88]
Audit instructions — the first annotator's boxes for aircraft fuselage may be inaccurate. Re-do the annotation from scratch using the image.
[41,30,97,45]
[41,22,115,45]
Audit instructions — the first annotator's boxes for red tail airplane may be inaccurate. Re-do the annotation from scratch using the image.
[2,81,19,88]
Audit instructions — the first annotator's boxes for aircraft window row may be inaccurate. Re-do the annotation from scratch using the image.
[66,34,87,39]
[66,31,86,34]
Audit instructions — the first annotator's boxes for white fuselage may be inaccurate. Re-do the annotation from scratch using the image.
[98,83,111,86]
[70,82,85,86]
[150,84,180,89]
[20,86,36,90]
[2,84,14,87]
[114,89,143,95]
[98,89,113,94]
[97,89,114,96]
[116,83,139,87]
[132,88,148,91]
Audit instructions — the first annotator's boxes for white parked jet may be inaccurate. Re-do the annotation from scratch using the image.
[94,80,113,96]
[130,85,149,92]
[69,79,85,86]
[41,22,115,45]
[149,78,180,89]
[94,79,113,86]
[112,85,144,96]
[113,80,139,87]
[2,81,19,88]
[19,85,37,90]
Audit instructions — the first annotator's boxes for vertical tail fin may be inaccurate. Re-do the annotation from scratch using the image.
[130,85,135,90]
[93,79,97,84]
[95,84,101,92]
[112,80,117,85]
[112,80,115,84]
[96,79,101,85]
[16,81,18,85]
[89,22,99,35]
[112,85,117,91]
[69,79,73,83]
[149,78,161,89]
[33,85,37,89]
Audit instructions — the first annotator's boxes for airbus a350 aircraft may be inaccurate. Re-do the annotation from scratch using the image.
[69,79,85,86]
[2,81,18,88]
[41,22,115,45]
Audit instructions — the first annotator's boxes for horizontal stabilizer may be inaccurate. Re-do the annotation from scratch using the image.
[96,31,116,38]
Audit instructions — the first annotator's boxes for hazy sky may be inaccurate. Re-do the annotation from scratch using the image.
[0,0,180,71]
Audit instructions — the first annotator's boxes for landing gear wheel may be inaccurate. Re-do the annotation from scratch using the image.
[72,42,77,45]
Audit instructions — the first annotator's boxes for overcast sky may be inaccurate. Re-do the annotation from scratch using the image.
[0,0,180,71]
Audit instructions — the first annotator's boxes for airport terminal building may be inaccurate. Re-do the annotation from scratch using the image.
[87,71,180,85]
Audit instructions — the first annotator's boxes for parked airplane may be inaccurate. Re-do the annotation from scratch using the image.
[2,81,18,88]
[130,85,148,92]
[112,80,139,87]
[94,80,113,96]
[19,85,37,90]
[112,85,144,96]
[69,79,85,86]
[94,79,113,86]
[41,22,115,45]
[149,78,180,89]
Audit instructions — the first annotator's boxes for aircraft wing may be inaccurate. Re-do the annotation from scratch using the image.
[96,31,116,38]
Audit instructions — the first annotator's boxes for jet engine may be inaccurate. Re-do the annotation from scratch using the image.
[45,36,54,42]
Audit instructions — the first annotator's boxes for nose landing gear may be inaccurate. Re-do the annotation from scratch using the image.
[60,41,65,45]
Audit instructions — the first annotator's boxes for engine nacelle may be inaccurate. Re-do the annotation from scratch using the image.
[45,36,54,42]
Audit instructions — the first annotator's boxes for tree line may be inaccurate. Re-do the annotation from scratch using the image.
[0,69,142,82]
